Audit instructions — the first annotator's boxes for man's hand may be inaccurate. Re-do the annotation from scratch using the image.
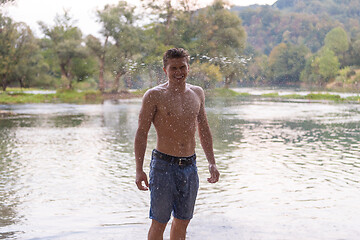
[135,170,149,191]
[207,164,220,183]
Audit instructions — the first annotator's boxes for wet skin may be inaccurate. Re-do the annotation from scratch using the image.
[134,56,219,239]
[135,57,219,190]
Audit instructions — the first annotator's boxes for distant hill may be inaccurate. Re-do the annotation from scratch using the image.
[232,0,360,55]
[273,0,360,30]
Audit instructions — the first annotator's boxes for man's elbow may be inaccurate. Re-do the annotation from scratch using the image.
[135,128,149,139]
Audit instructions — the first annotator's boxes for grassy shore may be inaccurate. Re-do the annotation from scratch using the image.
[0,90,102,104]
[1,88,359,104]
[0,89,144,104]
[206,88,360,103]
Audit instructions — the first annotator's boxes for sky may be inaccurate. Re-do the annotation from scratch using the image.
[2,0,277,38]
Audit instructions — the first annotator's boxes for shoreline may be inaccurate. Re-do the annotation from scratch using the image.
[206,88,360,103]
[0,88,359,105]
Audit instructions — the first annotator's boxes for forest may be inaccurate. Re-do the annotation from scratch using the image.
[1,0,360,93]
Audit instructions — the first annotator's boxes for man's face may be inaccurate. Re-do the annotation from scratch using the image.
[163,57,189,83]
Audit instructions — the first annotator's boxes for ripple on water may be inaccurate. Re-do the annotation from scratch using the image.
[0,101,360,239]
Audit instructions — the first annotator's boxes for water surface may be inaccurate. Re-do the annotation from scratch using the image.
[0,98,359,239]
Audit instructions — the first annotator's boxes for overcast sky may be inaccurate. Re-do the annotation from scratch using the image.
[2,0,277,37]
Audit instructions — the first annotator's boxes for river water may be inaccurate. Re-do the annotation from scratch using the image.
[0,97,359,240]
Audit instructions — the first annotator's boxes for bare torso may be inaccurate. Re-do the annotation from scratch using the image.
[135,52,219,193]
[152,83,202,157]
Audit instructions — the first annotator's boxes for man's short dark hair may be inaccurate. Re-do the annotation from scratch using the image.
[163,48,189,68]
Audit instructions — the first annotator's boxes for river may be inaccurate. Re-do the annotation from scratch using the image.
[0,96,359,239]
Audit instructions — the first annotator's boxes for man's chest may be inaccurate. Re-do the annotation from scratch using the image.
[156,93,200,121]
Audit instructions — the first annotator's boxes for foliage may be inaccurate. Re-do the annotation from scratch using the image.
[2,0,360,96]
[0,14,17,90]
[273,0,360,38]
[97,1,142,92]
[334,67,351,84]
[38,11,91,89]
[85,35,106,92]
[324,27,349,55]
[317,47,340,81]
[0,14,42,91]
[195,0,247,88]
[245,54,269,85]
[268,43,308,85]
[187,61,222,89]
[235,5,339,54]
[343,38,360,66]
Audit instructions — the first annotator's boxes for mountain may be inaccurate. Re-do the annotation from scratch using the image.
[232,0,360,55]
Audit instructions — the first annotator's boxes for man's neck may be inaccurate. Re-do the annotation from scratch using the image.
[167,80,186,93]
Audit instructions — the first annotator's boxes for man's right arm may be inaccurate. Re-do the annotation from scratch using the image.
[134,89,157,191]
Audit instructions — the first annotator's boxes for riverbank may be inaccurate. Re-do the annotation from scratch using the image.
[206,88,360,103]
[0,89,144,104]
[1,88,359,105]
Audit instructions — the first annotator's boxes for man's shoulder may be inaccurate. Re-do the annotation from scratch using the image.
[187,83,203,92]
[187,84,204,98]
[143,84,166,99]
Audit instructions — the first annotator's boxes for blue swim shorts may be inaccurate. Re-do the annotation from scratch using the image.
[149,149,199,224]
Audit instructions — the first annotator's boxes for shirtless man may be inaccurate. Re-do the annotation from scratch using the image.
[135,48,220,240]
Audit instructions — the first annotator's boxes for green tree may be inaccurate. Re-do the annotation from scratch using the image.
[300,55,319,86]
[140,0,199,50]
[0,14,17,90]
[301,47,340,86]
[141,0,175,46]
[235,4,340,55]
[348,38,360,66]
[324,27,349,65]
[39,11,89,89]
[0,15,40,90]
[246,54,269,85]
[85,35,107,92]
[317,47,340,81]
[324,27,349,55]
[138,38,169,87]
[187,61,222,89]
[9,23,43,88]
[268,42,308,85]
[195,0,247,88]
[97,1,141,92]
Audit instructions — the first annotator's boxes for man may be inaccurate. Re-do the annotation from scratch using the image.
[135,48,220,240]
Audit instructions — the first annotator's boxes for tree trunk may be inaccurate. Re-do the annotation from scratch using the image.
[125,73,132,89]
[60,62,73,89]
[19,75,25,88]
[67,75,73,89]
[60,64,69,89]
[224,76,230,89]
[112,71,125,93]
[98,36,108,93]
[224,73,235,89]
[99,56,105,92]
[1,74,8,91]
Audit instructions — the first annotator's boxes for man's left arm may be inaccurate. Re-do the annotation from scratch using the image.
[196,88,220,183]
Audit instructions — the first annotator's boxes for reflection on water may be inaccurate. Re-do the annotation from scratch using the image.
[0,99,359,239]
